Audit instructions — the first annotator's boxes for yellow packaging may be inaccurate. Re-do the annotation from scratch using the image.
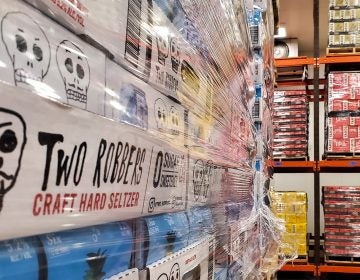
[295,223,307,234]
[295,233,307,244]
[296,213,307,223]
[297,244,307,256]
[286,214,297,224]
[295,203,307,213]
[282,232,294,245]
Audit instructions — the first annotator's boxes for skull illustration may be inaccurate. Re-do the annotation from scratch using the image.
[202,161,213,199]
[170,37,180,73]
[169,106,180,135]
[0,108,26,212]
[193,159,204,201]
[156,33,169,66]
[56,40,90,109]
[154,98,168,132]
[169,263,180,280]
[157,274,168,280]
[1,12,51,87]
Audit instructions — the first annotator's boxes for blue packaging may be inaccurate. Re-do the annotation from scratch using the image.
[40,222,133,279]
[187,206,214,244]
[143,211,189,266]
[0,237,39,280]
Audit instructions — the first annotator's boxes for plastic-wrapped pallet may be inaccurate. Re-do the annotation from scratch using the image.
[0,0,281,279]
[273,90,309,159]
[328,0,360,48]
[270,191,308,258]
[326,72,360,155]
[323,186,360,258]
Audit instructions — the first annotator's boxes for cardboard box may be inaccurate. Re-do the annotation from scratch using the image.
[328,125,360,139]
[105,58,186,147]
[328,138,360,152]
[145,236,215,280]
[328,116,360,126]
[0,0,106,115]
[0,82,194,240]
[328,99,360,112]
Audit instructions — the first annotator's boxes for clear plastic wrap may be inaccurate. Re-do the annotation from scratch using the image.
[0,0,281,279]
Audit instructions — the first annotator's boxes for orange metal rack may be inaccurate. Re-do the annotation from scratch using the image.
[275,54,360,276]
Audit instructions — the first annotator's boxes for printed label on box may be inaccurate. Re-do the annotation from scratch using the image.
[142,145,187,214]
[0,84,191,240]
[105,59,186,147]
[147,236,215,280]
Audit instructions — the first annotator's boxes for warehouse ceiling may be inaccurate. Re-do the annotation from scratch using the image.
[278,0,329,56]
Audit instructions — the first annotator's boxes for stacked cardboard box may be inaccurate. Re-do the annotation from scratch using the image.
[328,1,360,47]
[271,191,308,256]
[324,186,360,257]
[326,72,360,153]
[273,91,308,159]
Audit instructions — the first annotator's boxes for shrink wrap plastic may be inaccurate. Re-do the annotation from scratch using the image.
[0,0,283,279]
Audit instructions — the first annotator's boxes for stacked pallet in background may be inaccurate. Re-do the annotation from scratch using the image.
[324,186,360,258]
[328,0,360,54]
[273,90,309,159]
[271,191,308,257]
[326,72,360,155]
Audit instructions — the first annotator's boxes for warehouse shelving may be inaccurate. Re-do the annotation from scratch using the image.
[275,51,360,276]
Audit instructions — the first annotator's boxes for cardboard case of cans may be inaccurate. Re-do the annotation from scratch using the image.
[271,191,308,256]
[273,91,309,159]
[328,1,360,47]
[323,186,360,257]
[0,0,282,279]
[326,72,360,154]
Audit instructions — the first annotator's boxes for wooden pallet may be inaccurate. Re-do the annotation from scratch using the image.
[273,156,309,162]
[327,47,360,56]
[324,152,360,160]
[325,254,360,265]
[281,255,309,264]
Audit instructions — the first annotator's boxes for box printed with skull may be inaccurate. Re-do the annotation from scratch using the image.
[0,84,157,240]
[0,0,106,116]
[25,0,153,80]
[187,158,216,208]
[105,59,185,147]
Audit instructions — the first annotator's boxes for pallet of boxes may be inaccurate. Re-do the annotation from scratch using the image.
[325,72,360,158]
[271,191,308,263]
[328,0,360,55]
[324,186,360,264]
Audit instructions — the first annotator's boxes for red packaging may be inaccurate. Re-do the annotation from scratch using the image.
[328,72,360,92]
[328,116,360,126]
[328,125,360,139]
[328,138,360,152]
[328,99,360,112]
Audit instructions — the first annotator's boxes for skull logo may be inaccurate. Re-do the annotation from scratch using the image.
[193,159,204,201]
[202,161,213,199]
[157,274,168,280]
[156,33,169,66]
[169,106,180,135]
[169,263,180,280]
[56,40,90,109]
[170,37,180,73]
[0,108,26,212]
[154,98,168,132]
[1,12,51,87]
